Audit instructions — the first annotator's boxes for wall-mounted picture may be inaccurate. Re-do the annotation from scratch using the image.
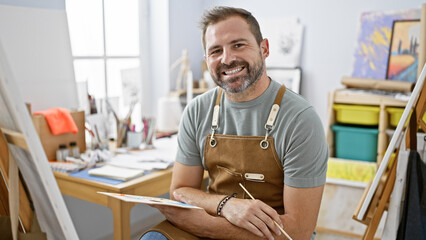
[267,68,301,94]
[386,20,421,82]
[351,9,420,80]
[259,18,304,68]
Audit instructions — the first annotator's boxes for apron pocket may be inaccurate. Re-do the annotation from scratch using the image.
[209,165,245,196]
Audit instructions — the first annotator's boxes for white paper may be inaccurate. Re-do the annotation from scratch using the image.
[88,165,145,181]
[98,192,202,209]
[106,136,177,170]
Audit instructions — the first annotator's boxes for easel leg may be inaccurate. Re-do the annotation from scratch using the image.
[9,151,19,240]
[107,196,135,240]
[363,153,398,240]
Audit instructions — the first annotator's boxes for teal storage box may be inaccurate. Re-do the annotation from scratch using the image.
[331,125,379,162]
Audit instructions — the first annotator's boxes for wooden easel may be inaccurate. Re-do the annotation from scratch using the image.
[353,68,425,240]
[0,128,32,232]
[0,16,78,238]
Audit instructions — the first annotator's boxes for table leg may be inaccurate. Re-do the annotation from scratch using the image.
[107,196,136,240]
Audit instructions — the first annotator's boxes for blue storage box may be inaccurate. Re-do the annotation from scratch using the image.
[331,125,379,162]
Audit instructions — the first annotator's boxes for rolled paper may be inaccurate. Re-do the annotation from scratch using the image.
[341,76,414,92]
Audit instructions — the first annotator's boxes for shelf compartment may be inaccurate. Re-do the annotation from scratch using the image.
[333,104,380,126]
[331,125,379,162]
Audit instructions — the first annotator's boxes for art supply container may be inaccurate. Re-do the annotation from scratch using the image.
[331,125,379,162]
[333,104,380,126]
[126,131,142,149]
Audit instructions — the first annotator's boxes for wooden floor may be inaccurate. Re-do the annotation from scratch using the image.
[316,232,360,240]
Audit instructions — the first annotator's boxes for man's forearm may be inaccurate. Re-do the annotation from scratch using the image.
[172,186,226,216]
[171,187,286,239]
[170,209,280,240]
[206,215,283,240]
[279,214,314,240]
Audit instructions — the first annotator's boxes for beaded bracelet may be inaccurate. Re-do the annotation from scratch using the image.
[217,193,237,216]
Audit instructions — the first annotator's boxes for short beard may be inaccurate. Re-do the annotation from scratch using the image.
[211,53,264,94]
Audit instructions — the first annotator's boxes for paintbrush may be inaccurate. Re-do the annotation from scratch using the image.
[239,183,293,240]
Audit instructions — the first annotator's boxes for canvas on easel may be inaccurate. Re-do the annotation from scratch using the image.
[353,63,425,240]
[0,39,78,239]
[0,128,34,234]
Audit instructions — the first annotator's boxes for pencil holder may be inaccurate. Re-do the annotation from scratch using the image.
[127,131,142,149]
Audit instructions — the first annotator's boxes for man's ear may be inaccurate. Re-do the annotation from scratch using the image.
[260,38,269,59]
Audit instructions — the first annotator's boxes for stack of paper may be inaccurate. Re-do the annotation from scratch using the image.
[49,161,86,173]
[89,136,177,181]
[106,135,177,171]
[88,165,145,181]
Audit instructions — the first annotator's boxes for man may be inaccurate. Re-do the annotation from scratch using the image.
[141,6,328,240]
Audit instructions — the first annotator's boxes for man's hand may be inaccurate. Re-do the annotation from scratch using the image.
[218,197,282,240]
[173,187,283,240]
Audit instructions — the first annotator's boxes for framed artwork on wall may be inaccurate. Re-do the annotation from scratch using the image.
[259,18,304,68]
[267,67,301,94]
[351,8,421,80]
[386,19,421,82]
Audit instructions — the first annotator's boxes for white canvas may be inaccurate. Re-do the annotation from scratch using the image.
[0,5,78,112]
[0,40,78,239]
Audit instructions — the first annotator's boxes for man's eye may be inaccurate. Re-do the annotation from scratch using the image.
[210,49,221,55]
[235,43,244,48]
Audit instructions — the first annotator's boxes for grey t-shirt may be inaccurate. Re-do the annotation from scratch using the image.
[176,80,328,188]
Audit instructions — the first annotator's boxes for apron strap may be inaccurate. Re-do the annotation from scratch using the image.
[265,85,286,128]
[211,88,223,129]
[215,88,223,106]
[211,85,285,130]
[274,85,286,105]
[261,85,286,149]
[210,85,286,149]
[209,88,223,147]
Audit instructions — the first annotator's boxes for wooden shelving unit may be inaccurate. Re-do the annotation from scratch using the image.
[317,89,408,238]
[326,89,408,164]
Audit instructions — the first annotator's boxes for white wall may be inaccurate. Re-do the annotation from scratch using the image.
[143,0,171,117]
[169,0,205,90]
[145,0,204,118]
[0,0,64,9]
[166,0,424,128]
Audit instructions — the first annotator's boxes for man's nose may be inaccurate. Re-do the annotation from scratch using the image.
[221,48,236,65]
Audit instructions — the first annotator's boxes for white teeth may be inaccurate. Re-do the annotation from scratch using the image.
[224,67,243,75]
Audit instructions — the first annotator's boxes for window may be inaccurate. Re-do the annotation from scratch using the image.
[66,0,141,119]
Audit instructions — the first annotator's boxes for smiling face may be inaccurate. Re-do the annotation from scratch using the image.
[204,16,269,95]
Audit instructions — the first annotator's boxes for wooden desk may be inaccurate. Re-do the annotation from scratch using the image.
[54,167,173,240]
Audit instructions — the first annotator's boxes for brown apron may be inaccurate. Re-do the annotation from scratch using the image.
[141,86,286,240]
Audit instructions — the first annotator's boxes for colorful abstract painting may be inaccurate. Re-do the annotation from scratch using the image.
[386,20,421,82]
[352,9,420,79]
